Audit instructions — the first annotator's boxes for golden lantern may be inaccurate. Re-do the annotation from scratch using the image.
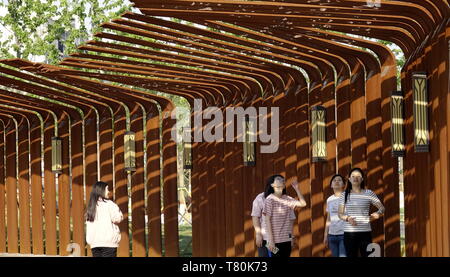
[124,131,136,172]
[182,127,192,170]
[391,91,405,157]
[51,137,62,174]
[243,115,256,166]
[311,106,327,162]
[412,72,429,152]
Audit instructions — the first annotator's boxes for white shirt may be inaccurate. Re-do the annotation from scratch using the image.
[86,199,123,248]
[326,195,345,235]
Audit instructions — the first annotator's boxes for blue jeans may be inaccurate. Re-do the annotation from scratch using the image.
[328,234,346,257]
[257,240,269,257]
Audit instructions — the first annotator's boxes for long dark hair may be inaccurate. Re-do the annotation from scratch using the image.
[264,174,287,198]
[344,168,365,204]
[86,181,109,222]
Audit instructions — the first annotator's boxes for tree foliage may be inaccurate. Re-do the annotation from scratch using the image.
[0,0,131,64]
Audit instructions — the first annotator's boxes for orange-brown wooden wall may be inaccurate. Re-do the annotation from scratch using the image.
[403,20,450,257]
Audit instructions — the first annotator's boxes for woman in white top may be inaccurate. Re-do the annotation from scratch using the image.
[338,168,385,257]
[324,174,346,257]
[85,181,123,257]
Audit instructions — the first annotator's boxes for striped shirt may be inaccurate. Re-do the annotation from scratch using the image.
[339,189,384,232]
[263,194,298,243]
[251,193,295,242]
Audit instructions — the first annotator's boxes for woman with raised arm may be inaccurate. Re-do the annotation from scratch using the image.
[263,175,307,257]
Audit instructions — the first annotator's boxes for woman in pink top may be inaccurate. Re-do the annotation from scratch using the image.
[85,181,124,257]
[251,178,296,257]
[263,175,307,257]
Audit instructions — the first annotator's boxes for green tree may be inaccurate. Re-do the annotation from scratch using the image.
[0,0,131,64]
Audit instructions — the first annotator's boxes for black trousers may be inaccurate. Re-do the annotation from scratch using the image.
[270,241,291,258]
[91,247,117,257]
[344,232,372,257]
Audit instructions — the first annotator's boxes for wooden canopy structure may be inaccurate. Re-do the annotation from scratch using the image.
[0,0,449,257]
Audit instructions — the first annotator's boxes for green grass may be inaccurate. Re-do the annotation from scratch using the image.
[179,224,192,257]
[401,238,406,257]
[158,224,192,257]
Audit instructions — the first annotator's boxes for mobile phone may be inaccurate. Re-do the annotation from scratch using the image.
[266,245,279,255]
[272,246,279,254]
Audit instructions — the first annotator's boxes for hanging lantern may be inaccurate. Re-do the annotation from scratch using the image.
[124,131,136,172]
[182,127,192,170]
[391,91,405,157]
[51,137,62,174]
[243,115,256,166]
[311,106,327,162]
[412,72,429,152]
